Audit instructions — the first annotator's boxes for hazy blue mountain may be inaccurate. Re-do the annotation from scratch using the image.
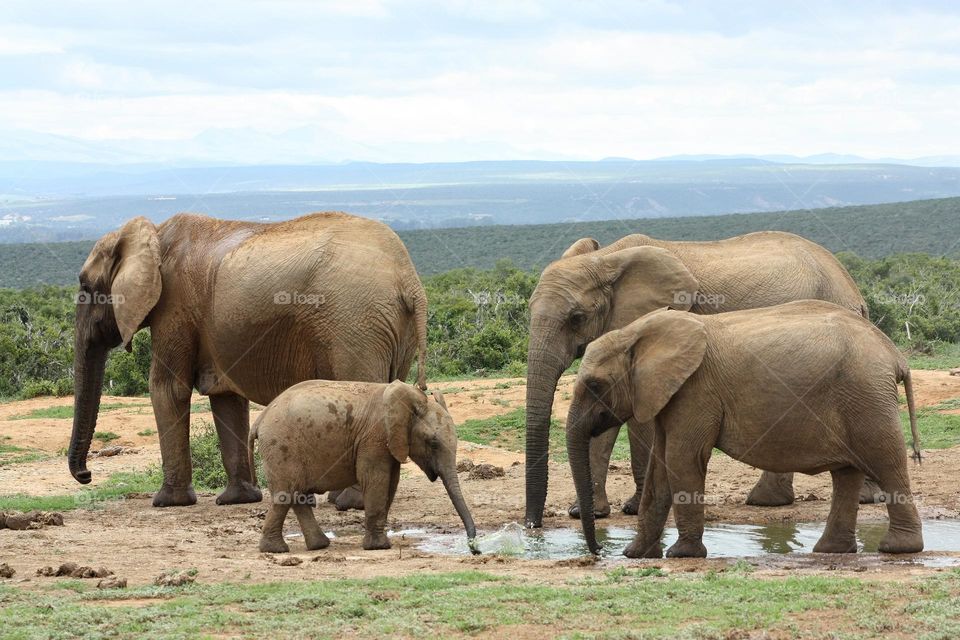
[2,158,960,242]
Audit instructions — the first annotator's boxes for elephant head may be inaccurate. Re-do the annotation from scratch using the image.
[566,309,706,553]
[524,237,699,526]
[383,381,479,552]
[69,217,161,484]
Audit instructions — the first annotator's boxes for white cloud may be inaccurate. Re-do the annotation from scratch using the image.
[0,2,957,162]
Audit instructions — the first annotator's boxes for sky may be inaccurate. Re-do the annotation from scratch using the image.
[0,0,958,164]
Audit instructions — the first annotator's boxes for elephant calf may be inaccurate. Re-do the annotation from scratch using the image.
[250,380,478,553]
[567,300,924,558]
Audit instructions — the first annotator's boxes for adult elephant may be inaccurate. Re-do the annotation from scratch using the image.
[68,212,427,507]
[524,231,870,528]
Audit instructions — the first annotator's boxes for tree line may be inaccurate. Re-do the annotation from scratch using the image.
[1,252,959,400]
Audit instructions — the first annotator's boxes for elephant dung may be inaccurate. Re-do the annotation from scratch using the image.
[154,570,196,587]
[456,458,475,473]
[36,563,113,579]
[0,563,14,579]
[97,576,128,589]
[3,510,64,530]
[467,463,505,480]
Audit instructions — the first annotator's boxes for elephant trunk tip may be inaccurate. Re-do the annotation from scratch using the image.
[70,464,92,484]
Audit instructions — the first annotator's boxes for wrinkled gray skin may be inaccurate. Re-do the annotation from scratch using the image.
[525,232,872,528]
[69,213,427,508]
[252,380,478,553]
[567,302,923,557]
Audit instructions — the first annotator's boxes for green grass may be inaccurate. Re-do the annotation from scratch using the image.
[1,569,958,638]
[0,443,49,465]
[907,341,960,370]
[456,408,630,463]
[904,410,960,450]
[7,402,143,420]
[0,468,163,512]
[93,431,120,443]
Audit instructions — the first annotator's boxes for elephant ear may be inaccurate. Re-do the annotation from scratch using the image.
[561,237,600,259]
[431,389,448,411]
[382,381,427,463]
[601,246,699,331]
[620,309,706,423]
[110,217,162,350]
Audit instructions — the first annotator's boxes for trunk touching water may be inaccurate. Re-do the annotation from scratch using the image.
[567,407,601,555]
[524,325,570,528]
[68,344,109,484]
[441,469,479,554]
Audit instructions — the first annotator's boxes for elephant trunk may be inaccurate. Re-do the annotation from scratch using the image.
[68,342,109,484]
[413,284,429,391]
[524,324,570,528]
[567,404,601,555]
[441,468,479,554]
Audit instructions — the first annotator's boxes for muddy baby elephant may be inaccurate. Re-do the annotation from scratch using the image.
[566,300,923,558]
[250,380,478,553]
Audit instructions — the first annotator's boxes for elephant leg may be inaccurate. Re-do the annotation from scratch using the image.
[624,424,671,559]
[211,393,262,505]
[663,426,712,558]
[293,502,329,550]
[623,418,654,515]
[813,467,863,553]
[359,466,398,550]
[150,368,197,508]
[568,425,618,519]
[334,485,365,511]
[745,471,795,506]
[259,498,291,553]
[873,464,923,554]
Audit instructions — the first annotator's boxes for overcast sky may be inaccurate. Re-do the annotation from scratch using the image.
[1,0,958,163]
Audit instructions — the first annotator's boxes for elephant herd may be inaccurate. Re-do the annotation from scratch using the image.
[68,211,925,558]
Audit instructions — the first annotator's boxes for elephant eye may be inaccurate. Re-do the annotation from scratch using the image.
[585,378,603,394]
[569,311,586,326]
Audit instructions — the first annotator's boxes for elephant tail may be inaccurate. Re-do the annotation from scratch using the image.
[405,283,429,391]
[899,365,921,463]
[248,416,261,485]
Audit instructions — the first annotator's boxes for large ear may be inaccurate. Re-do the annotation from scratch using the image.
[601,246,699,330]
[561,237,600,259]
[620,310,706,423]
[431,389,448,411]
[382,381,427,463]
[110,217,162,349]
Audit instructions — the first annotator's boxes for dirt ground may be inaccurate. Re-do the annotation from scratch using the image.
[1,370,960,589]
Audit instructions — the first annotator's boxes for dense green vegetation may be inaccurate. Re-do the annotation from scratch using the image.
[1,197,958,285]
[2,249,960,399]
[1,569,958,638]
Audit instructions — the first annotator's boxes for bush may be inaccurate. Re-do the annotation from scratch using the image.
[104,331,152,396]
[20,379,56,399]
[190,419,263,492]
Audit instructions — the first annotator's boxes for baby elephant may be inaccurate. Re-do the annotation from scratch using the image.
[567,300,923,558]
[250,380,478,553]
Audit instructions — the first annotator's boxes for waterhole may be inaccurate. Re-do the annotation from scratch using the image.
[410,519,960,562]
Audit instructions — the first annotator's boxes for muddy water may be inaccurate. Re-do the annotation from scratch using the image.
[411,520,960,561]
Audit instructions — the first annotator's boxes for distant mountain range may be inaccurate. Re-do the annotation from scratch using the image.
[1,157,959,242]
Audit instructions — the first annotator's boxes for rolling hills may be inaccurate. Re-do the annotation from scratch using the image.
[0,196,957,288]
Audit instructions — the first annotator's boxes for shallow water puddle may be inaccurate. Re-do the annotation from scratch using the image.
[411,520,960,563]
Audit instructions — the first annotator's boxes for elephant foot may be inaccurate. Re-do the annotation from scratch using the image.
[858,478,885,504]
[745,472,795,507]
[152,483,197,507]
[568,498,611,520]
[813,536,857,554]
[334,486,365,511]
[259,537,290,554]
[666,538,707,558]
[621,491,642,516]
[304,530,331,551]
[216,481,263,505]
[878,528,923,554]
[623,535,663,559]
[362,532,391,550]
